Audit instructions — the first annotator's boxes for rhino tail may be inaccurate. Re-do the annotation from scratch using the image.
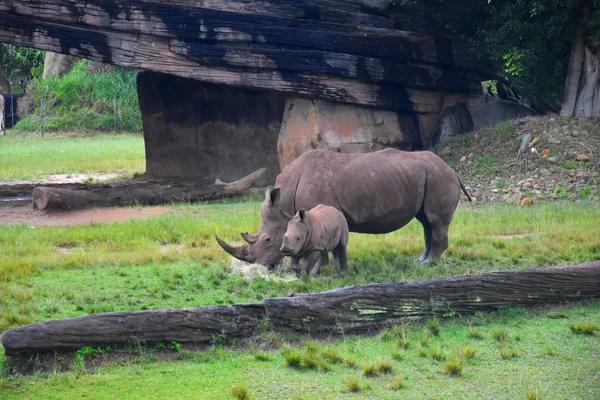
[457,175,473,202]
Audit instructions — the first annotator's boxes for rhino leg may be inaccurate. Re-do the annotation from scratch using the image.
[415,210,432,262]
[290,256,301,275]
[333,245,348,272]
[319,252,329,267]
[302,251,323,276]
[425,223,449,263]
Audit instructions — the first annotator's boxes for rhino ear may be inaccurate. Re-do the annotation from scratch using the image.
[267,187,281,205]
[298,209,306,221]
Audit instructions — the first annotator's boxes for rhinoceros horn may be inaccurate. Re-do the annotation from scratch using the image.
[241,232,257,244]
[215,235,257,263]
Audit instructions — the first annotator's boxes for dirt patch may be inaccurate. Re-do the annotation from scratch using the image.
[0,173,126,186]
[0,204,169,226]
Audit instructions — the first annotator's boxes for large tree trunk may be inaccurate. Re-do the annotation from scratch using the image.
[574,47,599,117]
[32,168,265,210]
[2,261,599,356]
[560,32,586,117]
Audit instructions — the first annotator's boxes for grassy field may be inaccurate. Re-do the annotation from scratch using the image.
[0,200,599,399]
[0,133,145,180]
[0,131,599,399]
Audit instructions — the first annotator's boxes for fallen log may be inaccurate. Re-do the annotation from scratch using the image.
[263,261,600,334]
[2,261,599,355]
[32,168,265,210]
[0,304,266,355]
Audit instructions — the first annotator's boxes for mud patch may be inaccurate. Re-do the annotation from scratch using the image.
[230,258,297,282]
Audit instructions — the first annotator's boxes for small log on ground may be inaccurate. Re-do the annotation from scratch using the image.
[263,261,600,334]
[2,261,599,355]
[32,168,265,210]
[0,304,266,355]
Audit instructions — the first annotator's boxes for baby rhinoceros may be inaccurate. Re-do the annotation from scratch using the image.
[279,205,349,276]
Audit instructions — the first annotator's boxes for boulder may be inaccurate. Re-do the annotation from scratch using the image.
[277,98,416,169]
[42,52,79,79]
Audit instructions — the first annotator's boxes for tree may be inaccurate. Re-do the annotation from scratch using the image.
[400,0,600,117]
[0,44,45,86]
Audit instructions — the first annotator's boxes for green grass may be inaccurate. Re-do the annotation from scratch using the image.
[0,133,145,180]
[0,197,599,398]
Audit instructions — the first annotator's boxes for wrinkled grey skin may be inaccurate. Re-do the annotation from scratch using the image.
[216,148,470,266]
[280,205,349,276]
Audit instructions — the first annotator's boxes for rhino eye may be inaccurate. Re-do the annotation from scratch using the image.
[265,237,271,242]
[296,237,300,242]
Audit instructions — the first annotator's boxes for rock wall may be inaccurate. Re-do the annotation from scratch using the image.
[138,71,284,185]
[277,98,420,169]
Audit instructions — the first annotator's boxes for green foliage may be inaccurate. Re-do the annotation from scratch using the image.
[0,44,45,83]
[15,60,141,132]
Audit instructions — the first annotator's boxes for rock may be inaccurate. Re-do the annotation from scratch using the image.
[547,137,560,144]
[534,190,542,195]
[521,197,533,206]
[549,118,555,122]
[523,181,533,188]
[518,133,532,154]
[439,146,452,156]
[576,154,591,161]
[548,156,558,163]
[460,155,467,162]
[492,189,499,193]
[468,152,474,159]
[540,169,551,177]
[478,136,489,146]
[569,172,576,177]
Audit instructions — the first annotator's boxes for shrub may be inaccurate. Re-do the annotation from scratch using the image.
[427,318,441,336]
[443,358,463,376]
[458,346,477,361]
[568,322,598,335]
[492,328,508,342]
[15,60,142,133]
[390,376,406,390]
[231,384,250,400]
[343,377,364,393]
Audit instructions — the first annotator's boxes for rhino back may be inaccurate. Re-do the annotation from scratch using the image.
[306,205,349,251]
[276,149,460,234]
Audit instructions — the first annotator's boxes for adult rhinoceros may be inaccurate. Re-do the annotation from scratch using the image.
[216,148,470,267]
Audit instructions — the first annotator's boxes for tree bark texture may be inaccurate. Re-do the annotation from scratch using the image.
[574,47,599,117]
[31,168,265,210]
[2,261,599,356]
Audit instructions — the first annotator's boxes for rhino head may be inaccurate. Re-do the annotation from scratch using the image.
[216,187,291,268]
